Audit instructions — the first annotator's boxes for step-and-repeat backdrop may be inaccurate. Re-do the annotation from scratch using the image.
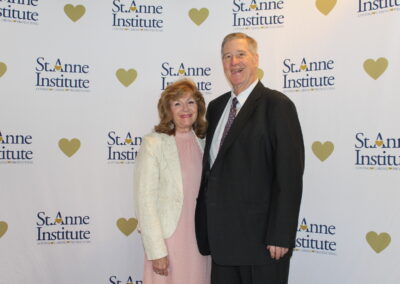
[1,1,399,283]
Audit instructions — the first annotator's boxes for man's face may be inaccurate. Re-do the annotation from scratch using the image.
[222,38,259,95]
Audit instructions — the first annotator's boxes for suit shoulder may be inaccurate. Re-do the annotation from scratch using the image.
[143,132,164,141]
[141,132,170,150]
[209,91,230,106]
[261,87,295,108]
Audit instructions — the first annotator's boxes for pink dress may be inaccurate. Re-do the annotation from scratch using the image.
[143,131,210,284]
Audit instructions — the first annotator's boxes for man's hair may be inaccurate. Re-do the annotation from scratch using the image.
[221,32,258,57]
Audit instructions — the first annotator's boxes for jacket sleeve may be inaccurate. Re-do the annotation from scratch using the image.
[265,95,304,248]
[133,135,168,260]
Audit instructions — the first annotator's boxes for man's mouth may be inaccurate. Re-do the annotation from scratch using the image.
[231,68,244,75]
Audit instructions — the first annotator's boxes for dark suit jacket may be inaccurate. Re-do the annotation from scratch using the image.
[195,81,304,266]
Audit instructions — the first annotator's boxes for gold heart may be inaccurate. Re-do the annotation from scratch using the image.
[54,65,61,71]
[250,4,257,9]
[316,0,337,15]
[300,64,307,71]
[0,221,8,238]
[0,62,7,77]
[366,231,391,253]
[64,4,86,22]
[125,138,132,144]
[257,68,264,80]
[58,138,81,157]
[188,8,209,26]
[55,218,62,224]
[363,57,388,80]
[375,140,383,147]
[116,68,137,87]
[130,6,137,12]
[312,141,334,162]
[178,69,185,75]
[117,218,138,236]
[300,224,307,230]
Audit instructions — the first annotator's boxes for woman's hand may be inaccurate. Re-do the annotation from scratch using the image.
[152,256,169,276]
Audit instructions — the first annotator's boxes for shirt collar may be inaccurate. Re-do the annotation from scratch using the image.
[230,80,259,108]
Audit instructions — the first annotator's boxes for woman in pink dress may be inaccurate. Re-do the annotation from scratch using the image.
[134,79,210,284]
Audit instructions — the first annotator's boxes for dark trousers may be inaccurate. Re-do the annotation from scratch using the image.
[211,259,290,284]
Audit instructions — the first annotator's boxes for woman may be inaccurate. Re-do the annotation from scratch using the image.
[134,79,210,284]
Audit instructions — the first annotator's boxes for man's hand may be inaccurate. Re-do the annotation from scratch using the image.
[152,256,169,276]
[267,245,289,260]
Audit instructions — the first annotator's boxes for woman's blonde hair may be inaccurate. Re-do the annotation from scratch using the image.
[154,78,207,138]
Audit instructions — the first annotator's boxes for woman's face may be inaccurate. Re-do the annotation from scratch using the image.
[169,92,198,133]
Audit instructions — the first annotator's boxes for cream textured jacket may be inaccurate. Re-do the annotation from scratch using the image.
[133,132,204,260]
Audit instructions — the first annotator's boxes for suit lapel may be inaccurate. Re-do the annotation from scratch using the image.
[204,94,230,168]
[213,82,264,167]
[162,134,183,193]
[196,135,205,153]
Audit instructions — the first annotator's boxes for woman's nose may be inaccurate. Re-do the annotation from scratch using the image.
[182,103,189,111]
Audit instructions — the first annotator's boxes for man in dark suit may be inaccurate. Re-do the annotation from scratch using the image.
[195,33,304,284]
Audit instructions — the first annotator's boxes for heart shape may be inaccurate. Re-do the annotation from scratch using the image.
[300,64,307,71]
[363,57,388,80]
[58,138,81,157]
[257,68,264,80]
[116,68,137,87]
[64,4,86,22]
[366,231,391,253]
[0,221,8,238]
[375,140,383,147]
[0,62,7,77]
[188,8,209,26]
[300,224,307,231]
[312,141,334,162]
[117,218,138,236]
[250,4,257,9]
[316,0,337,15]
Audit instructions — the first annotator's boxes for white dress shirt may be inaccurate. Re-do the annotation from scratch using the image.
[209,80,259,167]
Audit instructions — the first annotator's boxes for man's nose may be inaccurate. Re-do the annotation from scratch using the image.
[231,55,240,65]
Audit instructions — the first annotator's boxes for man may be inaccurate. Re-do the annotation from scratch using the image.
[195,33,304,284]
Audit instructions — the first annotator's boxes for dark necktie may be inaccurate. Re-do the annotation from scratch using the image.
[220,97,238,148]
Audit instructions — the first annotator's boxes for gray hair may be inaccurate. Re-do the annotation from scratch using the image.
[221,33,258,57]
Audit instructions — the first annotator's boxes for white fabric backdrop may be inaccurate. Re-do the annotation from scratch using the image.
[1,1,399,283]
